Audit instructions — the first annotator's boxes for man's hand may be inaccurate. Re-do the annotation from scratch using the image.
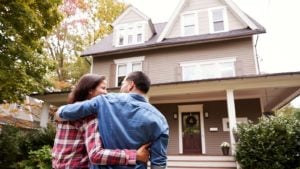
[54,106,65,121]
[136,143,151,163]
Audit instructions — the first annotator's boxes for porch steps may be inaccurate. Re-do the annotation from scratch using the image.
[166,155,236,169]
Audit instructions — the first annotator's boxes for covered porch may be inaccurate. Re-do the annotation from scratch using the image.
[33,72,300,168]
[148,72,300,155]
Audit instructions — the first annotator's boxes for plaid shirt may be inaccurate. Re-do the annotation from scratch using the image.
[52,115,136,169]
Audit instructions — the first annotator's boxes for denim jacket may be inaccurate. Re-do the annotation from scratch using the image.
[60,93,169,169]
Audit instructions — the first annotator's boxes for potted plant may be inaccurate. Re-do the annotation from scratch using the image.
[220,141,230,155]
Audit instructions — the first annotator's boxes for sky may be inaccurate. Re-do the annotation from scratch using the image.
[121,0,300,108]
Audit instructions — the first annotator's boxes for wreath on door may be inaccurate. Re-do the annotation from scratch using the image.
[186,116,197,126]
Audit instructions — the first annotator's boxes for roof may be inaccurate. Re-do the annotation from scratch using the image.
[82,23,265,57]
[0,114,40,129]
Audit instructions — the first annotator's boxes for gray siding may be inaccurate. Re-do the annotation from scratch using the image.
[167,0,246,38]
[118,10,145,24]
[154,98,261,155]
[93,37,256,87]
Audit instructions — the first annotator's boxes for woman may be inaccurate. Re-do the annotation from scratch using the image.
[52,74,149,169]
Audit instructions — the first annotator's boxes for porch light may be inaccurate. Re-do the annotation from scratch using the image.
[205,112,209,118]
[173,113,178,119]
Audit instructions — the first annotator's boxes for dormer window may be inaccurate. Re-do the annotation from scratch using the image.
[115,23,145,47]
[118,28,125,46]
[209,7,228,33]
[181,12,198,36]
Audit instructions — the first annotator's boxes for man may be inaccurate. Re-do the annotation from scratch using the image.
[57,71,169,169]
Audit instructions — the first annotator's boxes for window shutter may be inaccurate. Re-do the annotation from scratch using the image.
[109,63,116,87]
[176,64,182,81]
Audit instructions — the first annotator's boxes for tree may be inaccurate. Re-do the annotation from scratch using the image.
[0,0,62,103]
[44,0,126,91]
[276,104,300,117]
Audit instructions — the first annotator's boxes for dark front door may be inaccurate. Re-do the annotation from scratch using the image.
[182,112,201,154]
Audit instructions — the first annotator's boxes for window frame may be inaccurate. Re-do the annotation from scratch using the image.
[208,6,229,33]
[180,57,236,81]
[114,56,145,87]
[181,11,199,36]
[115,22,145,47]
[222,117,248,131]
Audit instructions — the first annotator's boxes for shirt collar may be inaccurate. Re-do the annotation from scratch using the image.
[129,93,148,102]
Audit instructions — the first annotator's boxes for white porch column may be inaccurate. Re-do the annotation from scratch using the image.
[40,102,50,128]
[226,89,237,154]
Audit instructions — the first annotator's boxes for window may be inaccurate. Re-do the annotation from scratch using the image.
[209,7,228,33]
[181,57,236,81]
[116,23,144,46]
[114,56,145,86]
[182,13,198,36]
[118,28,125,45]
[222,117,248,131]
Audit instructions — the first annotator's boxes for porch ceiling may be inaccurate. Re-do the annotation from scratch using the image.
[148,73,300,111]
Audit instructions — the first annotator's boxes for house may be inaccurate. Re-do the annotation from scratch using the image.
[33,0,300,168]
[0,97,46,130]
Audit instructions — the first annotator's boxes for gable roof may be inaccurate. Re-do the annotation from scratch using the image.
[81,0,265,58]
[81,23,264,57]
[112,5,156,34]
[112,5,150,26]
[157,0,261,42]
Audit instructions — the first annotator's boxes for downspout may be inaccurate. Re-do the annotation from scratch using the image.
[254,35,261,74]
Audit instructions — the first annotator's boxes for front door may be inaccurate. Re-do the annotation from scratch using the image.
[182,112,201,154]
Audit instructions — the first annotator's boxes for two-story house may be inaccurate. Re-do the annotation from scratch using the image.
[34,0,300,168]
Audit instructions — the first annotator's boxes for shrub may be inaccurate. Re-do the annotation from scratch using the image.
[16,145,52,169]
[0,125,55,169]
[235,116,300,169]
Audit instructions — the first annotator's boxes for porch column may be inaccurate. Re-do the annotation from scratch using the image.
[40,102,50,128]
[226,89,237,154]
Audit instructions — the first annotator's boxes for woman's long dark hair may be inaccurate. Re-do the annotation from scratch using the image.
[68,74,106,104]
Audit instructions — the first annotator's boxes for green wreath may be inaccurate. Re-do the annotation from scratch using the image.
[186,116,197,126]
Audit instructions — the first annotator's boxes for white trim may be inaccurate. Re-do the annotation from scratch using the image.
[180,11,199,36]
[40,102,50,128]
[114,56,145,87]
[208,6,229,33]
[112,6,149,26]
[114,22,146,47]
[224,0,258,30]
[114,56,145,64]
[157,0,185,42]
[222,117,248,131]
[260,96,265,113]
[271,88,300,111]
[180,57,237,81]
[179,57,236,66]
[178,104,206,154]
[226,89,237,154]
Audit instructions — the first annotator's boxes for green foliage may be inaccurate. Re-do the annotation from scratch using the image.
[0,125,55,169]
[235,116,300,169]
[16,145,52,169]
[276,104,300,117]
[0,0,62,103]
[0,126,23,168]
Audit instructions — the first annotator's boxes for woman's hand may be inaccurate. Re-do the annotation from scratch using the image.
[136,143,151,163]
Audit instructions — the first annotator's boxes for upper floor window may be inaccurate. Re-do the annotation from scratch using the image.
[180,57,236,81]
[181,12,198,36]
[114,56,144,86]
[209,7,228,33]
[116,23,145,47]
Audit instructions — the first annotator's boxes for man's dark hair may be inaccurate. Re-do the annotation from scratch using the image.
[126,71,151,94]
[68,74,106,103]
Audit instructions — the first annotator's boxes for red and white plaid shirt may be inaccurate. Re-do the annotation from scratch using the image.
[52,115,136,169]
